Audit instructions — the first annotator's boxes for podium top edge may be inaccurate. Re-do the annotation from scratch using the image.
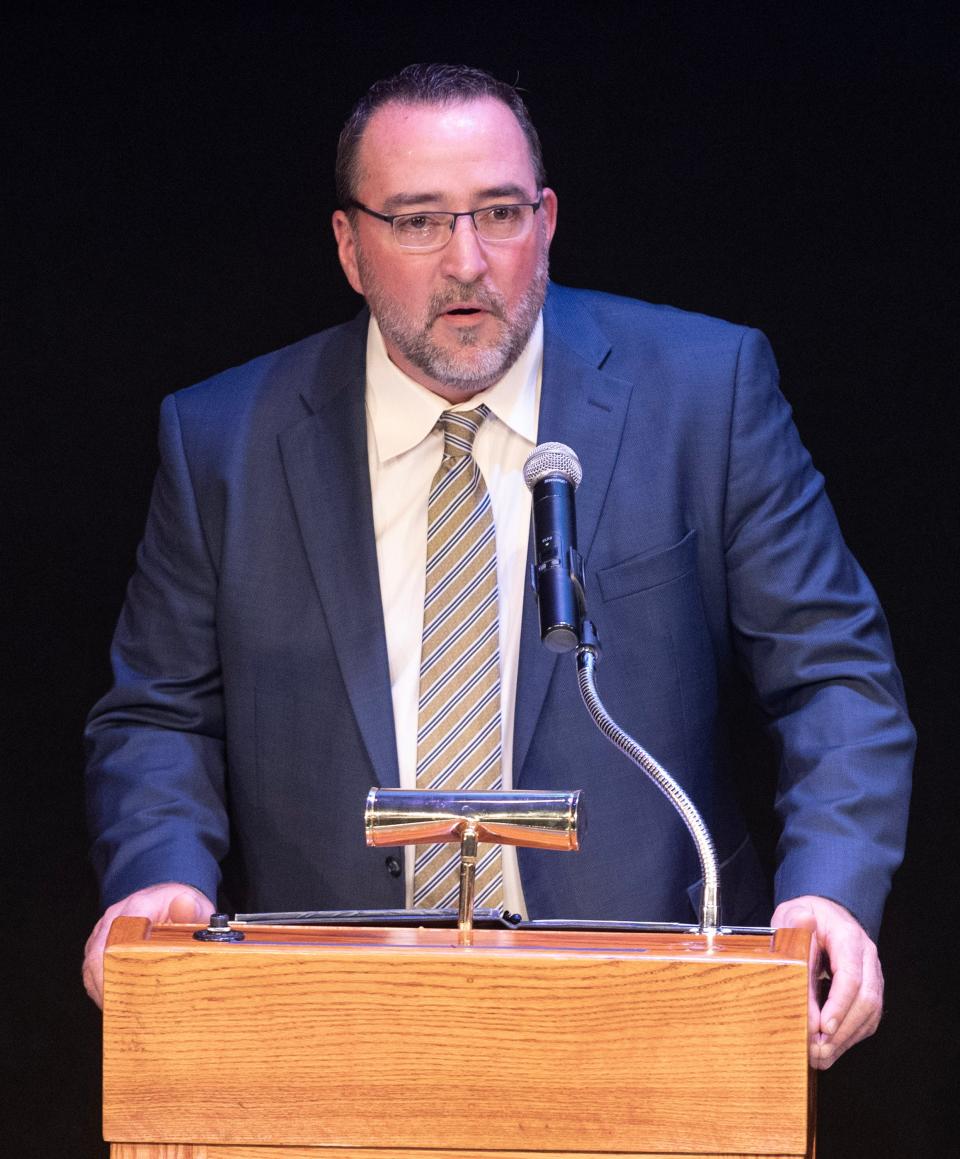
[105,918,811,964]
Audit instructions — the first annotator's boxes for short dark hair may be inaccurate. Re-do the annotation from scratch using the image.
[336,63,546,207]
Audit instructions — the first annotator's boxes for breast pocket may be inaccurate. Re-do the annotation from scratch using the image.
[591,529,717,775]
[597,528,699,603]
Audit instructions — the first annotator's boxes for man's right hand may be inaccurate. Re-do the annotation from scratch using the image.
[83,882,213,1008]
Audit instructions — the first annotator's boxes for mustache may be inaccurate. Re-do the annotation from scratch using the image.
[428,283,507,321]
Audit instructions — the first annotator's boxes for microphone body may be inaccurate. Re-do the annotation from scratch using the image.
[524,443,584,653]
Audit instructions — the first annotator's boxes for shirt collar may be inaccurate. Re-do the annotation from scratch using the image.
[365,313,542,463]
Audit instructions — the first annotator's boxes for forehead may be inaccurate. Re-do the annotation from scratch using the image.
[355,98,538,204]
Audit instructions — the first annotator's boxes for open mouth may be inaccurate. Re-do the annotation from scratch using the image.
[445,307,483,316]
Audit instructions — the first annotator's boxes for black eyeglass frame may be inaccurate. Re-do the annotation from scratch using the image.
[344,195,544,248]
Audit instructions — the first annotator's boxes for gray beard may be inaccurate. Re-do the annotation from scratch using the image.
[358,246,549,396]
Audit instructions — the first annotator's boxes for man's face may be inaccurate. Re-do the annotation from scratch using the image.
[332,98,558,402]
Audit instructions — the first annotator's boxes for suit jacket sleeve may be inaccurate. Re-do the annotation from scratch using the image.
[85,392,229,908]
[723,328,914,938]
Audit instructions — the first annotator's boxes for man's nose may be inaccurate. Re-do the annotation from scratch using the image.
[439,214,489,283]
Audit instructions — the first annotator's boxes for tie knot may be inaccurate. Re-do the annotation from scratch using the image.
[438,405,489,460]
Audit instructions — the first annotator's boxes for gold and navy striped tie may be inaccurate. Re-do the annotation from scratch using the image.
[413,406,504,910]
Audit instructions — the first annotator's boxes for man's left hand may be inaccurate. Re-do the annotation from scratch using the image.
[771,895,883,1070]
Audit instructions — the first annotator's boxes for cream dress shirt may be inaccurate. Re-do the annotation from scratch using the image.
[364,314,542,914]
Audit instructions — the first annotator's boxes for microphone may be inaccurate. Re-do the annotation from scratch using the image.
[523,442,585,653]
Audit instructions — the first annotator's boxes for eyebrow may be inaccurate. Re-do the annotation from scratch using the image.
[380,184,535,212]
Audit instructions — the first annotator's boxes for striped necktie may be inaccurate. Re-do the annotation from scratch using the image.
[413,406,504,910]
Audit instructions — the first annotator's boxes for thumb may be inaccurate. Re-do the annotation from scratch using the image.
[773,899,826,1031]
[168,890,210,923]
[774,901,818,932]
[772,900,822,972]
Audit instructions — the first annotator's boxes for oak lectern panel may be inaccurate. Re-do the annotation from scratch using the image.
[103,920,814,1158]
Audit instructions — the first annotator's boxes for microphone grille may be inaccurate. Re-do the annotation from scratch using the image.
[523,442,583,491]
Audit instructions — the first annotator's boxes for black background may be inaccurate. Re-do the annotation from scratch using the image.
[6,2,958,1155]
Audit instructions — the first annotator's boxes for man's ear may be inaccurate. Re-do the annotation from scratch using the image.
[540,187,559,246]
[332,210,364,295]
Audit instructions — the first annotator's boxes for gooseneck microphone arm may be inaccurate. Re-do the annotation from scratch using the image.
[574,622,721,933]
[523,443,721,934]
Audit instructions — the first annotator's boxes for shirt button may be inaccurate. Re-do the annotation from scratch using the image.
[385,856,402,878]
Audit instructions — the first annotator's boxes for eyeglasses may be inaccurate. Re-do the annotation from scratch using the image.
[346,195,543,251]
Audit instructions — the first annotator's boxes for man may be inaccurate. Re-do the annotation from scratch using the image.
[84,64,913,1070]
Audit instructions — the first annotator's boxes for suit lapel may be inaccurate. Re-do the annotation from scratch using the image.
[278,314,401,790]
[513,287,635,780]
[274,291,636,794]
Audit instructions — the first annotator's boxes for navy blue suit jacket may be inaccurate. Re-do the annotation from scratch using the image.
[86,285,914,938]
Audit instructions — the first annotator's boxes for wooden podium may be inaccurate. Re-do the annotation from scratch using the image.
[102,918,815,1159]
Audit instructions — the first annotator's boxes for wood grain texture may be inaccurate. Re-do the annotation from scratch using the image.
[112,1148,807,1159]
[111,1146,200,1158]
[104,921,813,1157]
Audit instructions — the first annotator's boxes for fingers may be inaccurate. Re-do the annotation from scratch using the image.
[82,911,112,1008]
[814,936,883,1069]
[771,894,884,1070]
